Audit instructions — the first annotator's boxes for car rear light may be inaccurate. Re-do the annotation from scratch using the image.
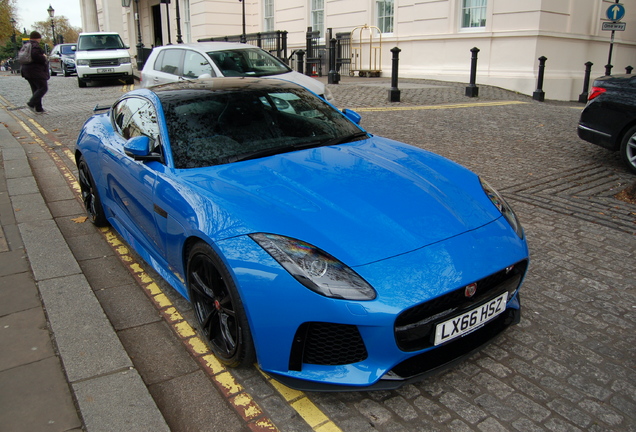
[588,86,606,101]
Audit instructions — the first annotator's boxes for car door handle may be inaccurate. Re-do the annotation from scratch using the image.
[154,204,168,218]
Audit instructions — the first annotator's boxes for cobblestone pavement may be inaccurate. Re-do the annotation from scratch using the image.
[1,72,634,432]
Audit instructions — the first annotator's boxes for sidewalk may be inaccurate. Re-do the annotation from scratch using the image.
[0,108,169,431]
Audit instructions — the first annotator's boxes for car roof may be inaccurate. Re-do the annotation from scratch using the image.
[154,42,259,53]
[79,32,120,36]
[54,43,75,47]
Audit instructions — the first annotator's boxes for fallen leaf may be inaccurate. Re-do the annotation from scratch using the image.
[71,216,88,223]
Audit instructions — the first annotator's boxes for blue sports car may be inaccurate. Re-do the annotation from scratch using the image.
[75,77,529,390]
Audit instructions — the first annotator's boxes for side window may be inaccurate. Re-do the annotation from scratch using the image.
[154,49,183,75]
[461,0,487,29]
[183,51,214,78]
[112,97,161,148]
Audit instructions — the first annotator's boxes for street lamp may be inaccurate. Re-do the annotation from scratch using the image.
[123,0,146,69]
[10,18,17,57]
[47,4,56,45]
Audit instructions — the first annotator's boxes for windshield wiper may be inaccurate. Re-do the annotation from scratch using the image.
[295,131,369,150]
[224,132,368,164]
[225,145,298,163]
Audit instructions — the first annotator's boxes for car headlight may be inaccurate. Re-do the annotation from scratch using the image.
[76,59,90,66]
[250,233,377,301]
[480,178,524,238]
[119,57,131,64]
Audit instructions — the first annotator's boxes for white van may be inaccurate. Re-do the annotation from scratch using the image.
[140,42,333,103]
[74,32,134,87]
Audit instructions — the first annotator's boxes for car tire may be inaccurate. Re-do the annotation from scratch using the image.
[50,68,57,76]
[620,126,636,174]
[187,242,256,368]
[77,155,108,226]
[78,77,87,88]
[126,76,134,85]
[63,65,70,77]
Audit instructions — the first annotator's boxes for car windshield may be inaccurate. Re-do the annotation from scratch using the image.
[60,45,74,55]
[78,35,125,51]
[207,48,291,77]
[159,87,366,169]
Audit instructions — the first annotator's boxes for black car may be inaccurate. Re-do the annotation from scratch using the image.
[49,43,77,77]
[577,74,636,174]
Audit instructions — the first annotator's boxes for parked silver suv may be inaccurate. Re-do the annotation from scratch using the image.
[74,32,134,87]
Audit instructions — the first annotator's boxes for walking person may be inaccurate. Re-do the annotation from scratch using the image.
[21,31,49,113]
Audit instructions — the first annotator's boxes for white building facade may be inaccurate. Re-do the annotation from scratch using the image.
[81,0,636,101]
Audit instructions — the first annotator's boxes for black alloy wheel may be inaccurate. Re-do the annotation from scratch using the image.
[77,156,108,226]
[620,126,636,174]
[187,242,255,367]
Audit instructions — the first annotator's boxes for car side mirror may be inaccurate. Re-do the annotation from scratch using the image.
[71,46,76,51]
[342,109,362,125]
[124,136,162,162]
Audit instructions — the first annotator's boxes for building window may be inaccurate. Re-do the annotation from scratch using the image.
[377,0,394,33]
[311,0,324,37]
[183,0,191,42]
[264,0,274,32]
[461,0,487,29]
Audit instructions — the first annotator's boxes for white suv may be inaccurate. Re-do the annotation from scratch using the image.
[74,32,134,87]
[140,42,333,103]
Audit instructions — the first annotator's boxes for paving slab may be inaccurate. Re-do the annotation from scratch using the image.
[73,369,170,432]
[19,218,82,280]
[0,306,54,371]
[0,271,41,316]
[0,356,82,432]
[37,273,133,382]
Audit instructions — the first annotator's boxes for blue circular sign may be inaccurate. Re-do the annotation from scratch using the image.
[606,4,625,22]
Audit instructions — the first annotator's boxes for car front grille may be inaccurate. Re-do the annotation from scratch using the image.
[89,58,120,67]
[395,259,528,352]
[289,322,368,370]
[389,306,520,380]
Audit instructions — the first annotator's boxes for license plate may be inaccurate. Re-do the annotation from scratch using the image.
[97,68,114,73]
[434,292,508,345]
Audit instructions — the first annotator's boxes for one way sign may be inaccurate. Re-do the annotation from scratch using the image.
[606,3,626,22]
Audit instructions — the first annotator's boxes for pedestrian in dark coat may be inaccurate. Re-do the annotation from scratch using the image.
[21,31,49,113]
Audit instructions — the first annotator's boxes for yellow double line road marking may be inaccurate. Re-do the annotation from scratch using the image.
[9,109,342,432]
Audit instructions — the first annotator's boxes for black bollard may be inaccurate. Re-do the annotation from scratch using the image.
[533,56,547,102]
[328,38,340,84]
[465,47,480,98]
[579,61,594,103]
[389,47,401,102]
[296,49,305,75]
[605,64,613,76]
[626,65,633,74]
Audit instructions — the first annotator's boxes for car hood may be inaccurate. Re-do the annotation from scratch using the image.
[269,71,326,98]
[75,49,130,60]
[177,137,501,266]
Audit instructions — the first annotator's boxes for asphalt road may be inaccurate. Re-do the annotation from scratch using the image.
[0,72,634,432]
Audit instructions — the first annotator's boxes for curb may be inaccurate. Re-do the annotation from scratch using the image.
[0,107,170,431]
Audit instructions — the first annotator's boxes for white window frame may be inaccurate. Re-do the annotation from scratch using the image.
[376,0,394,34]
[183,0,191,43]
[460,0,487,31]
[310,0,324,37]
[264,0,274,32]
